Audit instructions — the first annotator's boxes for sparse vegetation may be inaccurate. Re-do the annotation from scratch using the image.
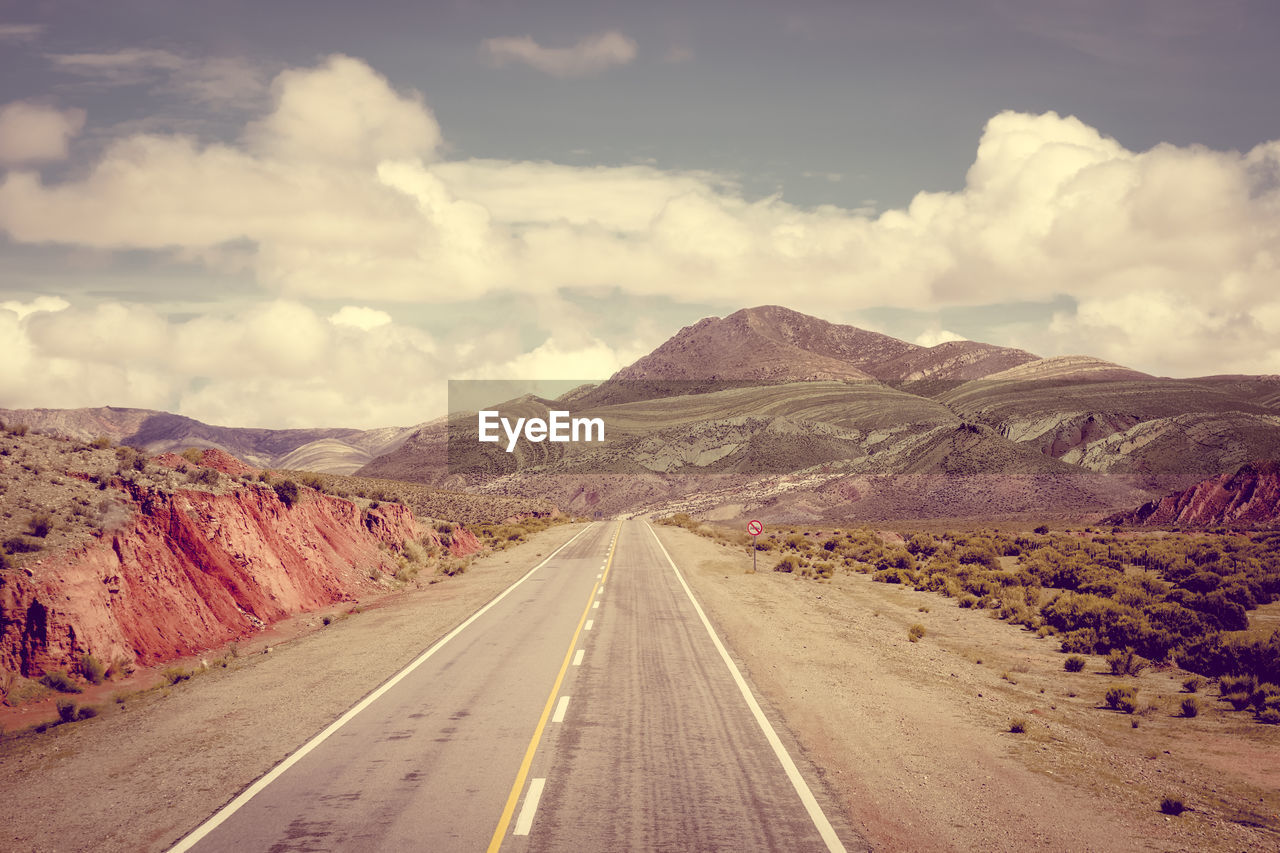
[1064,655,1086,672]
[1180,697,1201,717]
[908,623,926,642]
[78,653,106,685]
[40,669,82,694]
[1160,796,1186,816]
[1105,685,1139,714]
[1009,718,1027,733]
[273,479,300,507]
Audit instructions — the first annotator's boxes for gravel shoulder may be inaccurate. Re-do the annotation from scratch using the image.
[659,524,1280,853]
[0,522,588,853]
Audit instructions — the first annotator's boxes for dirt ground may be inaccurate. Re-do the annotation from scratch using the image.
[0,522,588,852]
[4,519,1278,852]
[661,524,1280,852]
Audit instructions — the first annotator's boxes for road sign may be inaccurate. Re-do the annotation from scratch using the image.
[747,520,763,571]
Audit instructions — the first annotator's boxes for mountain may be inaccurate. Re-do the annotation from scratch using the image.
[0,406,420,474]
[600,305,1036,387]
[1105,461,1280,527]
[362,305,1280,521]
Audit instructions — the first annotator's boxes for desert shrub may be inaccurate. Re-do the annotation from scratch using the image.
[115,445,147,472]
[1064,655,1086,672]
[273,479,300,507]
[1105,684,1138,712]
[402,539,427,564]
[90,436,113,449]
[908,623,926,642]
[1034,525,1049,535]
[78,653,106,685]
[1219,673,1258,696]
[1181,676,1203,693]
[107,656,134,679]
[187,467,220,486]
[1009,718,1027,733]
[1106,648,1149,677]
[10,423,29,436]
[180,448,204,464]
[26,512,53,538]
[56,698,78,723]
[1259,708,1280,725]
[1160,797,1186,816]
[773,556,796,574]
[40,670,82,693]
[76,705,98,720]
[1059,628,1099,654]
[162,667,191,686]
[1180,697,1200,717]
[958,594,978,609]
[1249,683,1280,710]
[1224,692,1252,711]
[4,535,42,554]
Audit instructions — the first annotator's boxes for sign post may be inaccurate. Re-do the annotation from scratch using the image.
[747,519,763,571]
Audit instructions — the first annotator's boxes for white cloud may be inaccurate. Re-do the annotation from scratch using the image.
[482,30,637,77]
[0,295,70,320]
[329,305,392,331]
[0,101,85,164]
[1,54,1279,378]
[915,328,967,347]
[0,23,43,42]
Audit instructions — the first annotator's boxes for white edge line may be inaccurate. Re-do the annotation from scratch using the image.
[167,522,598,853]
[552,695,570,723]
[573,649,585,666]
[584,619,594,630]
[644,522,848,853]
[512,777,546,836]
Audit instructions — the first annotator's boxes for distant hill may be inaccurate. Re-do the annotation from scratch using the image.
[0,406,420,474]
[362,305,1280,521]
[1106,461,1280,527]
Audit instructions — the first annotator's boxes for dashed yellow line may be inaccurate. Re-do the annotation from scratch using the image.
[485,521,621,851]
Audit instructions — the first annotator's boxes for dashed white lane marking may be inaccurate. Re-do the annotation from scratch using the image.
[645,522,848,853]
[599,583,605,591]
[552,695,570,723]
[167,522,597,853]
[573,649,585,666]
[584,620,594,630]
[592,600,600,609]
[513,777,546,836]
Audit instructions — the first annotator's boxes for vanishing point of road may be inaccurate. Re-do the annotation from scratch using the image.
[169,520,861,852]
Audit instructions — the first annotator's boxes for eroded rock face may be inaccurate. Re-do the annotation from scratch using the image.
[1107,461,1280,526]
[0,484,422,677]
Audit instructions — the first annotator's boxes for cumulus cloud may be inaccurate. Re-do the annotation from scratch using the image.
[0,295,70,319]
[482,30,637,77]
[0,101,85,164]
[1,54,1280,378]
[329,305,392,331]
[915,328,967,347]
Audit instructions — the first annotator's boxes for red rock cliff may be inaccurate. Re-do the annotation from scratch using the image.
[1107,461,1280,526]
[0,483,425,677]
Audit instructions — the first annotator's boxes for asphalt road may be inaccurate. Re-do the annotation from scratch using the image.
[172,520,857,852]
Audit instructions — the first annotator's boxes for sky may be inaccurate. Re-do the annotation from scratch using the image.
[1,0,1279,428]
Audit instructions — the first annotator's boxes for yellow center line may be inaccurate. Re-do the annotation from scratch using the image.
[486,520,622,852]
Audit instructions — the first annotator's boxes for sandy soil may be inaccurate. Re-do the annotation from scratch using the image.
[0,522,588,852]
[660,524,1280,852]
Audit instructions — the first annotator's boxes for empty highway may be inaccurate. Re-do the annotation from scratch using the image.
[171,520,857,852]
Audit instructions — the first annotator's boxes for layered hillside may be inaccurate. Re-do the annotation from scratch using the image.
[0,406,420,474]
[1106,461,1280,527]
[363,305,1280,521]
